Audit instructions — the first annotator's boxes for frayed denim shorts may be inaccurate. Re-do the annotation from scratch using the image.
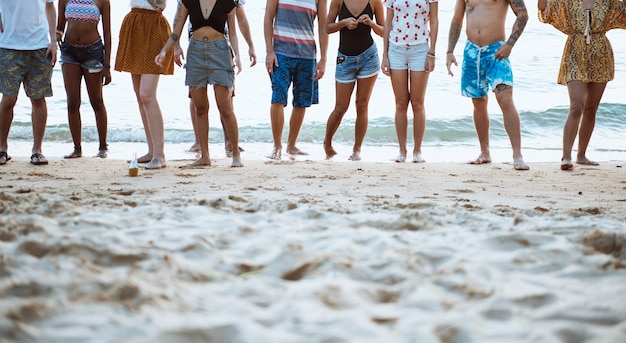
[60,39,105,73]
[185,37,234,88]
[387,42,429,72]
[335,43,379,84]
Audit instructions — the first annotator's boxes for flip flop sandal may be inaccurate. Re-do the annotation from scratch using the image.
[0,151,11,165]
[30,153,49,165]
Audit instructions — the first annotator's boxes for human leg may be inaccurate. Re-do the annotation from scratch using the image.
[351,76,377,161]
[324,81,355,159]
[62,63,84,158]
[270,103,284,160]
[576,82,606,166]
[30,97,48,163]
[561,81,586,170]
[409,70,429,163]
[494,84,528,170]
[390,69,410,162]
[287,107,308,155]
[470,96,491,164]
[187,95,201,152]
[131,74,153,163]
[137,74,166,169]
[0,95,17,164]
[215,85,243,167]
[189,86,211,166]
[84,69,109,158]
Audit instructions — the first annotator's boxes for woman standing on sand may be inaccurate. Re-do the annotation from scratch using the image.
[538,0,626,170]
[155,0,243,167]
[57,0,111,159]
[381,0,438,163]
[323,0,384,161]
[115,0,174,169]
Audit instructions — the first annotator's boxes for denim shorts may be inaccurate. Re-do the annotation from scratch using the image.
[60,39,105,73]
[335,44,380,83]
[387,43,429,71]
[0,48,53,99]
[186,38,234,88]
[270,53,319,108]
[461,40,513,98]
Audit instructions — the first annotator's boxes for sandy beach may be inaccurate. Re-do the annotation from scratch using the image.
[0,157,625,342]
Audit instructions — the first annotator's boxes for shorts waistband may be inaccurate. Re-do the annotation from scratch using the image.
[466,39,506,50]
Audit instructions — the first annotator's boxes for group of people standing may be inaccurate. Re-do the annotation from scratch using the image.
[0,0,624,171]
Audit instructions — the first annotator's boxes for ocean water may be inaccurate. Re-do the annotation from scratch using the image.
[8,1,626,163]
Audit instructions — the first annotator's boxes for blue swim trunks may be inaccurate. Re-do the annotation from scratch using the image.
[270,53,319,108]
[461,40,513,98]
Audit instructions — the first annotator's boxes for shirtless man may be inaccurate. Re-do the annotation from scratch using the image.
[446,0,529,170]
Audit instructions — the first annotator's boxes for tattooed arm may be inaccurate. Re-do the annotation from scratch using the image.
[155,1,187,67]
[446,0,465,76]
[495,0,528,59]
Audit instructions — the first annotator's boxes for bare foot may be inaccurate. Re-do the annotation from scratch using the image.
[268,147,281,160]
[287,147,309,155]
[186,143,201,153]
[136,154,152,163]
[561,158,574,170]
[469,153,491,165]
[348,151,361,161]
[189,157,211,167]
[64,148,82,159]
[513,157,529,170]
[412,153,425,163]
[576,157,599,166]
[145,158,167,169]
[231,156,243,167]
[324,143,337,160]
[394,154,406,163]
[94,149,107,158]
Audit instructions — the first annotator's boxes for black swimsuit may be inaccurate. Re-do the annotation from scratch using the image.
[338,1,374,56]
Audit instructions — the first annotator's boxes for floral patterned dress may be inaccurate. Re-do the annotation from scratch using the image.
[539,0,626,84]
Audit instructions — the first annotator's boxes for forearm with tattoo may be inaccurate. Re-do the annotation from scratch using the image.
[170,33,179,41]
[505,0,528,47]
[447,22,462,53]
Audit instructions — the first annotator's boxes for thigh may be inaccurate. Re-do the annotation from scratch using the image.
[270,54,292,106]
[356,44,380,80]
[292,58,317,108]
[24,49,53,99]
[387,44,407,71]
[335,51,357,84]
[407,43,428,72]
[461,43,488,98]
[0,49,27,97]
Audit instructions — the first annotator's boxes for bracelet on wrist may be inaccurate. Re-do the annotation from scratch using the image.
[427,52,436,58]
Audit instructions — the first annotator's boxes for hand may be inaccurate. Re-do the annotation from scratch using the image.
[46,42,57,66]
[343,17,358,30]
[155,51,166,67]
[313,59,326,81]
[174,44,185,67]
[446,53,457,77]
[102,68,112,85]
[248,49,257,67]
[266,51,278,76]
[494,44,512,59]
[234,54,242,75]
[357,14,372,27]
[424,56,435,72]
[381,56,390,76]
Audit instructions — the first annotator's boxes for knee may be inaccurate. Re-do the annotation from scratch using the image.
[67,97,81,113]
[0,96,18,109]
[569,101,585,118]
[395,98,409,111]
[354,98,369,115]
